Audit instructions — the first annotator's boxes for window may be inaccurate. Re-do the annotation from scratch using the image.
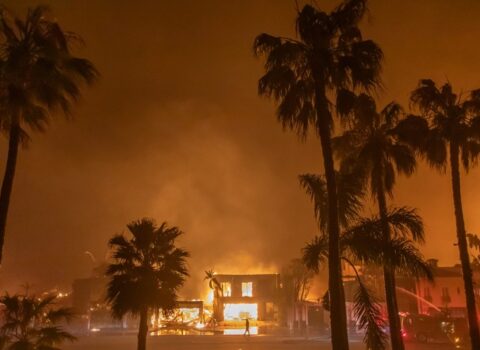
[242,282,253,297]
[223,303,257,321]
[441,287,451,305]
[221,282,232,297]
[424,287,432,302]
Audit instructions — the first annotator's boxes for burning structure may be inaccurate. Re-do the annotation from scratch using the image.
[212,274,280,322]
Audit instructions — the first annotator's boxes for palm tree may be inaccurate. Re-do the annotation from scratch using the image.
[396,79,480,348]
[0,6,98,263]
[204,269,223,322]
[303,208,433,350]
[0,293,76,350]
[204,269,223,299]
[253,1,383,346]
[106,218,189,350]
[332,92,417,350]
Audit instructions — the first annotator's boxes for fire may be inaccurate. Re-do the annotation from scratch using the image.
[223,303,258,321]
[206,290,214,305]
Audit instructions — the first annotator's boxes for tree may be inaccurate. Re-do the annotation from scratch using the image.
[204,269,223,299]
[106,218,189,350]
[204,269,223,322]
[253,1,383,346]
[0,293,76,350]
[282,259,314,303]
[396,79,480,349]
[280,259,314,329]
[332,92,417,350]
[0,6,98,263]
[303,208,432,350]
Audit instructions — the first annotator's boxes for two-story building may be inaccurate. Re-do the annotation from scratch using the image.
[415,262,473,317]
[213,273,280,322]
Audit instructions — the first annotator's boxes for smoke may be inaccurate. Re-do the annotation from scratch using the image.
[2,0,480,300]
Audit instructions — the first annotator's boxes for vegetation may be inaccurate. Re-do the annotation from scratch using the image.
[396,80,480,348]
[2,1,480,348]
[0,5,98,263]
[204,269,223,298]
[332,92,417,350]
[301,170,432,349]
[281,259,314,304]
[106,218,189,350]
[253,0,383,346]
[0,293,76,350]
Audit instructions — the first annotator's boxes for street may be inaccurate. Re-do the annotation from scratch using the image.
[64,334,459,350]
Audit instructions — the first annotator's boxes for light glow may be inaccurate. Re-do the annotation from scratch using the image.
[224,327,258,335]
[241,282,253,297]
[223,303,257,321]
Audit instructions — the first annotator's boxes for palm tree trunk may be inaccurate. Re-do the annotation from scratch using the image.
[0,122,21,264]
[313,69,349,350]
[376,182,404,350]
[449,141,480,349]
[137,307,149,350]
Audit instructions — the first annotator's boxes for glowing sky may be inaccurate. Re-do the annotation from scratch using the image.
[2,0,480,298]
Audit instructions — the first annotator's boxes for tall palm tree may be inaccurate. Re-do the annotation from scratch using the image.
[106,218,189,350]
[253,2,383,346]
[332,92,417,350]
[0,293,76,350]
[0,6,98,263]
[396,79,480,349]
[303,208,432,350]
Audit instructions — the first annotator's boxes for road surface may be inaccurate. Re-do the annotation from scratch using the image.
[64,334,459,350]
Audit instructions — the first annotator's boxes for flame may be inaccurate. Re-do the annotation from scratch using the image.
[205,289,214,305]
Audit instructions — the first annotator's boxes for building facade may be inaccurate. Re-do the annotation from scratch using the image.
[213,274,280,322]
[415,262,479,317]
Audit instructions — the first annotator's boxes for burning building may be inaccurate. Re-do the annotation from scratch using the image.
[212,274,280,322]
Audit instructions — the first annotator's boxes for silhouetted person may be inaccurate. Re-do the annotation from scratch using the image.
[244,318,250,336]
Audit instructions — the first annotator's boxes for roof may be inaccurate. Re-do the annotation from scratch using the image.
[430,266,463,278]
[214,273,279,278]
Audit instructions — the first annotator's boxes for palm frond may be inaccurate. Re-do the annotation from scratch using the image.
[388,238,433,280]
[302,235,329,273]
[386,207,424,242]
[353,280,388,350]
[299,169,364,232]
[106,219,189,320]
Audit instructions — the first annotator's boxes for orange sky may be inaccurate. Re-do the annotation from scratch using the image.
[1,0,480,298]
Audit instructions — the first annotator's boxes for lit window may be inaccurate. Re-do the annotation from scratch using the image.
[221,282,232,297]
[223,303,257,320]
[242,282,253,297]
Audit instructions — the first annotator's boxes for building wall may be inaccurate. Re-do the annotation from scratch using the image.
[416,276,466,315]
[213,274,280,321]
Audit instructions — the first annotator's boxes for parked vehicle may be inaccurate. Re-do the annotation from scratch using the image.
[399,313,467,347]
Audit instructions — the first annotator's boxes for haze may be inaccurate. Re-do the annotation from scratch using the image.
[2,0,480,299]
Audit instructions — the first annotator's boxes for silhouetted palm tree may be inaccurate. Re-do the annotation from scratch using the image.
[204,269,223,298]
[0,293,76,350]
[303,208,432,350]
[299,170,364,233]
[332,92,416,350]
[253,1,383,346]
[396,79,480,349]
[204,269,223,321]
[0,6,98,263]
[106,219,189,350]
